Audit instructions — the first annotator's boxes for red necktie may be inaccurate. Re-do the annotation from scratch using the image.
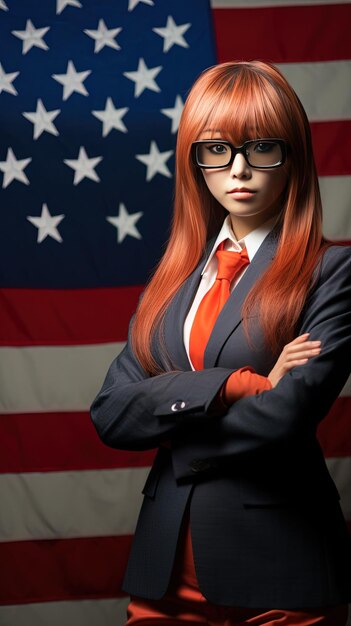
[189,242,250,370]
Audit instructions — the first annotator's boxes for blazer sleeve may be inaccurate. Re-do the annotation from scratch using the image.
[90,326,236,451]
[171,245,351,479]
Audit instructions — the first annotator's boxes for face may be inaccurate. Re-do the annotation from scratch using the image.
[199,133,288,238]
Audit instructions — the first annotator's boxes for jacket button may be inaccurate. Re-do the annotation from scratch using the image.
[171,400,186,412]
[190,459,212,472]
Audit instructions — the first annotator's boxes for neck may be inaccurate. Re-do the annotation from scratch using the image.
[229,208,281,241]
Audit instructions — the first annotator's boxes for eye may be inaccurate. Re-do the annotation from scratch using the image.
[254,141,274,153]
[207,143,228,155]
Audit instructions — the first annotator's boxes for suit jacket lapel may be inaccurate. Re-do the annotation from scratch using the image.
[163,238,216,371]
[204,226,280,369]
[163,225,280,371]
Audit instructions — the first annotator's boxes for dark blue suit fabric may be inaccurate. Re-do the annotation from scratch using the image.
[90,229,351,609]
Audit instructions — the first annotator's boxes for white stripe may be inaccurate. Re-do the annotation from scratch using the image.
[211,0,351,7]
[0,598,129,626]
[0,342,124,413]
[326,457,351,520]
[1,458,349,543]
[320,176,351,239]
[0,599,349,626]
[0,467,148,542]
[277,61,351,121]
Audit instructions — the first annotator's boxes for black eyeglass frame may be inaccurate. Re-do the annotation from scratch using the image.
[191,138,287,169]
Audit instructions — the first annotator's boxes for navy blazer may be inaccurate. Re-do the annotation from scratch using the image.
[90,229,351,609]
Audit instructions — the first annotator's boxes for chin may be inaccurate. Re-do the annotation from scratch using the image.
[228,209,264,218]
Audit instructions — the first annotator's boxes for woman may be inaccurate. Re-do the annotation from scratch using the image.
[90,61,351,625]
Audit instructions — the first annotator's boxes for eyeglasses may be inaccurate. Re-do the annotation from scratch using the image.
[192,139,287,169]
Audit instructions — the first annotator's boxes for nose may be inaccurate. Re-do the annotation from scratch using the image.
[229,153,251,178]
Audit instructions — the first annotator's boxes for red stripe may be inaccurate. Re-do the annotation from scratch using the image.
[1,236,351,346]
[1,526,350,607]
[212,5,351,63]
[0,412,155,473]
[317,397,351,458]
[0,286,144,346]
[0,395,349,474]
[0,535,131,605]
[311,121,351,177]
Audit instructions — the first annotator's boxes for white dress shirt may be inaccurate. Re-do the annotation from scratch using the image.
[183,214,278,369]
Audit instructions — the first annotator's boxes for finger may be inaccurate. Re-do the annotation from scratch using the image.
[285,348,321,361]
[287,333,310,346]
[283,358,309,371]
[286,341,321,354]
[286,340,321,351]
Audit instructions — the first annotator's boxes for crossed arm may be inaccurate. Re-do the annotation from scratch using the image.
[90,246,351,467]
[221,332,321,404]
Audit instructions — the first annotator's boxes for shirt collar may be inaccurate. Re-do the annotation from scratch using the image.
[202,214,278,275]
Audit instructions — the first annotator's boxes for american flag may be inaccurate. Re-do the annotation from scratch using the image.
[0,1,350,625]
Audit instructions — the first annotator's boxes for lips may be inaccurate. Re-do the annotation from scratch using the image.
[227,187,256,193]
[226,188,257,201]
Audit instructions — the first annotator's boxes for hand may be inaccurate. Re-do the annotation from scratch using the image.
[268,333,321,388]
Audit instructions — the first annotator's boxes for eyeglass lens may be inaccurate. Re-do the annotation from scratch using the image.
[196,140,283,168]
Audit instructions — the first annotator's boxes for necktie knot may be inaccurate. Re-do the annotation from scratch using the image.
[215,245,250,283]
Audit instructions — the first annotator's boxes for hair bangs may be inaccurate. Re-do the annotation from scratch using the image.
[193,65,291,146]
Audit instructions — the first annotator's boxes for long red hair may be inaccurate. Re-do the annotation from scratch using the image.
[132,61,328,374]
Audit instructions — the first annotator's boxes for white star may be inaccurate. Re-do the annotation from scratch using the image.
[27,203,64,243]
[153,15,191,53]
[52,60,91,101]
[107,203,143,243]
[128,0,154,11]
[124,57,162,98]
[92,98,128,136]
[136,141,173,182]
[84,19,122,53]
[64,146,102,185]
[23,99,60,140]
[0,62,19,96]
[0,1,9,10]
[161,95,184,134]
[56,0,82,15]
[12,19,50,55]
[0,147,31,188]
